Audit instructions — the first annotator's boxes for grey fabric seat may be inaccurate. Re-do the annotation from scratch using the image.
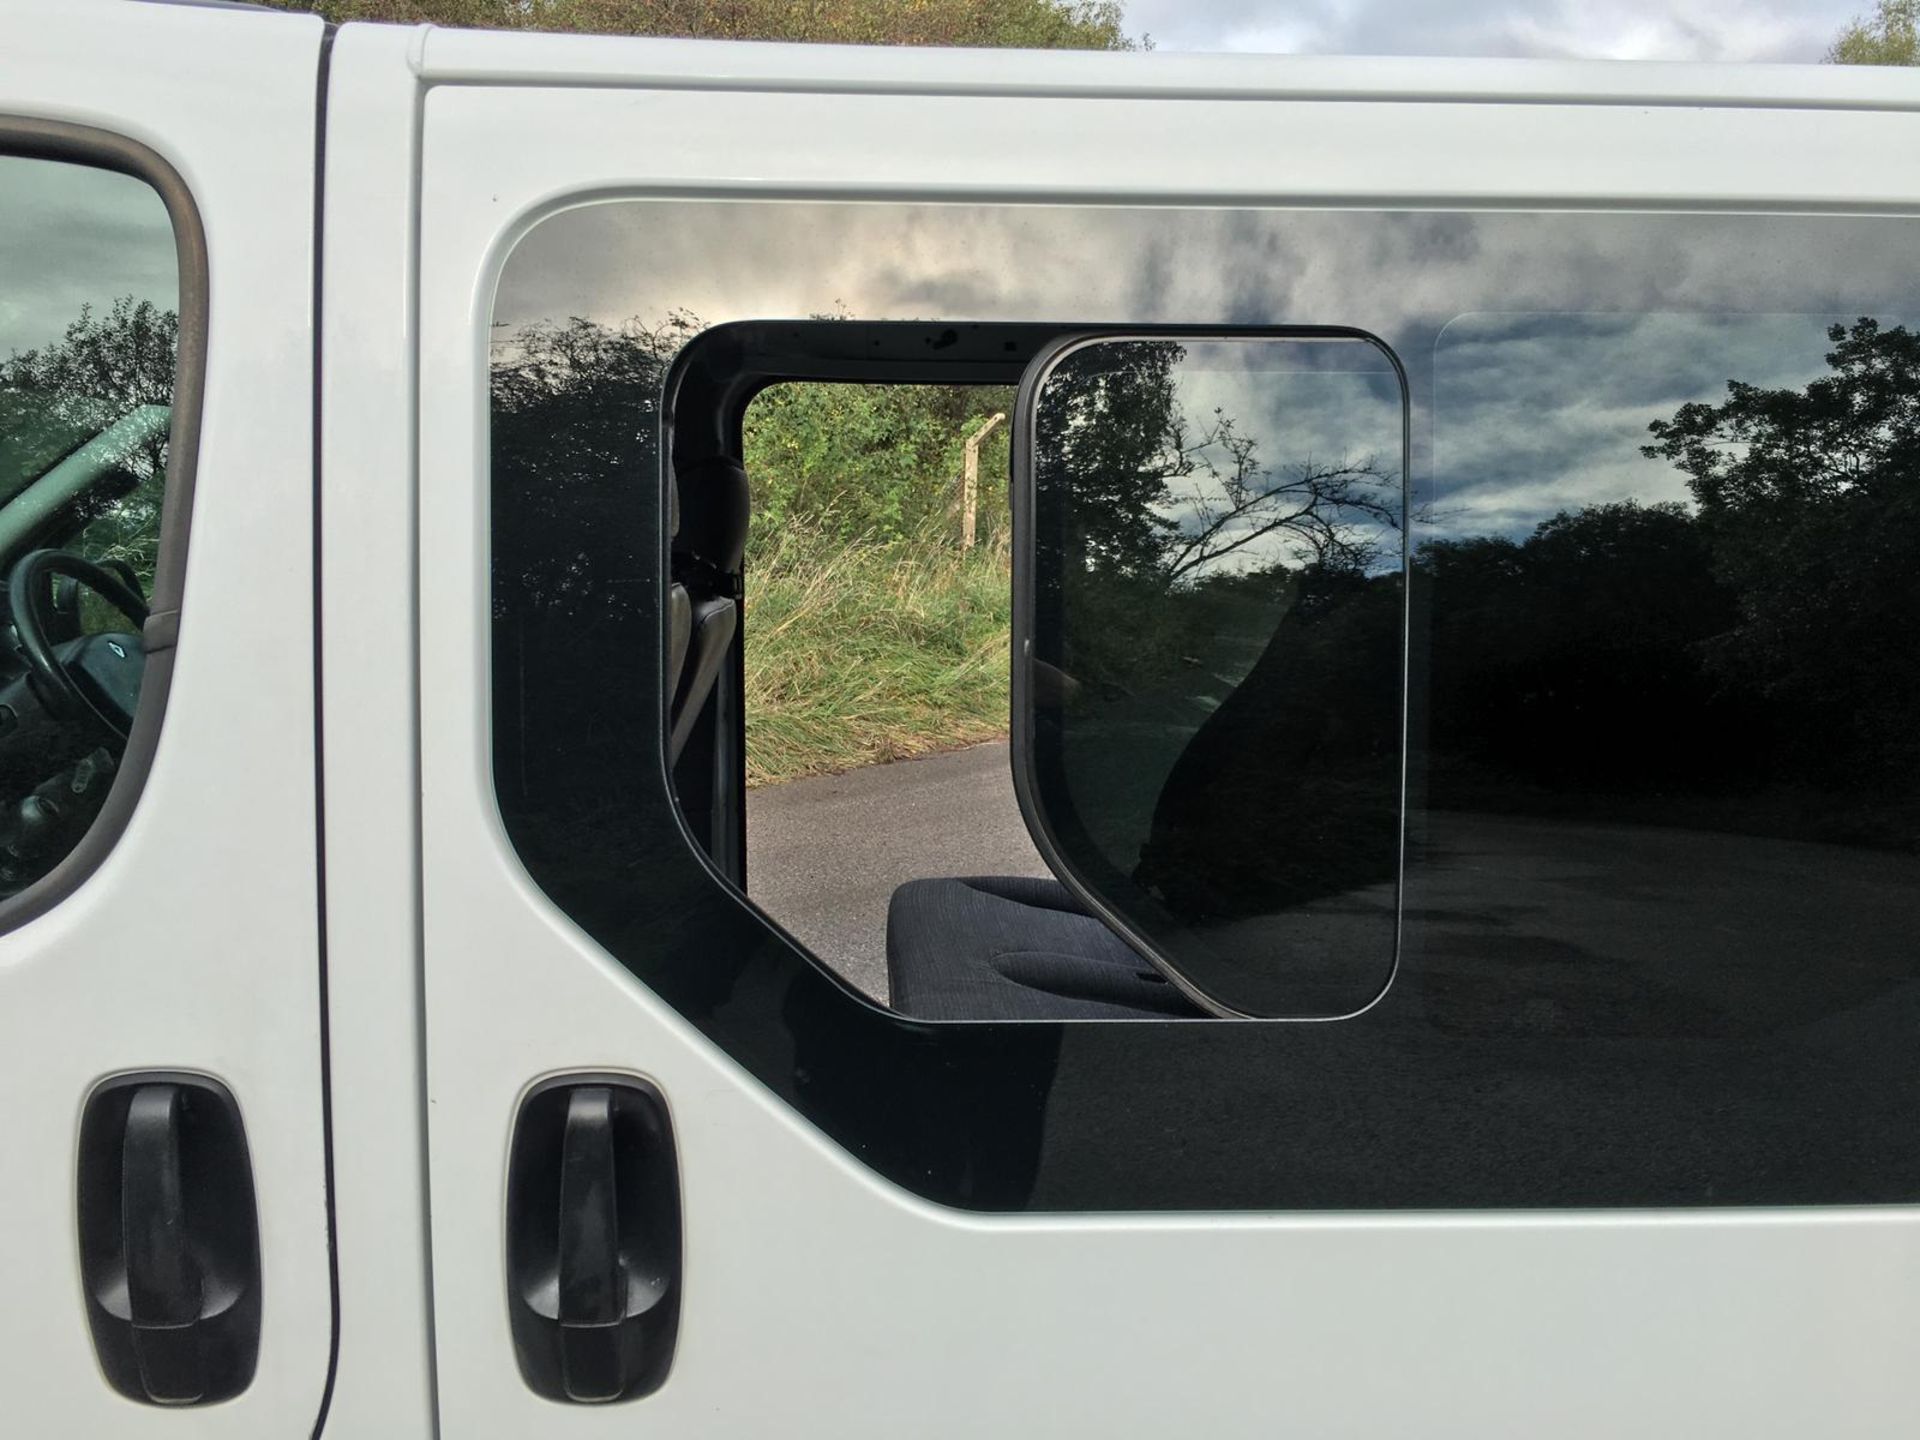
[886,875,1202,1021]
[666,583,693,700]
[669,597,736,763]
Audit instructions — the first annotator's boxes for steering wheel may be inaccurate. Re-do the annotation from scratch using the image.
[7,549,149,742]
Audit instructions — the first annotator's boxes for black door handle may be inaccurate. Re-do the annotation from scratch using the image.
[508,1076,680,1403]
[557,1087,626,1399]
[122,1084,208,1401]
[77,1074,260,1405]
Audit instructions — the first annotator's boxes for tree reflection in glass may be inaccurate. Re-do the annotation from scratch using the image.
[1023,334,1406,1017]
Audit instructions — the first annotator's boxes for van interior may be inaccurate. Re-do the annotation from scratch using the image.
[663,320,1205,1021]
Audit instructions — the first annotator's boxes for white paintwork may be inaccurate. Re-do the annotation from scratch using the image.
[0,2,332,1435]
[409,32,1920,1440]
[418,25,1920,109]
[6,7,1917,1432]
[312,24,439,1440]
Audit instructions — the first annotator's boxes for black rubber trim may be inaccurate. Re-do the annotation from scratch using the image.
[305,24,345,1440]
[0,118,206,935]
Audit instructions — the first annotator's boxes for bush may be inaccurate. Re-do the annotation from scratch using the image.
[742,382,1012,546]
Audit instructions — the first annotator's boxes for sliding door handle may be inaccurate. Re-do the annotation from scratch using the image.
[121,1084,208,1401]
[77,1073,260,1405]
[556,1087,626,1399]
[508,1075,680,1403]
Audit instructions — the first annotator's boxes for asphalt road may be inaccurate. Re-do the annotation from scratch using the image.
[746,751,1920,1208]
[745,740,1049,1000]
[1023,808,1920,1207]
[746,743,1920,1046]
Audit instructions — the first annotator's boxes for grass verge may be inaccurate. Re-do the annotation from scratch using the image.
[743,520,1011,787]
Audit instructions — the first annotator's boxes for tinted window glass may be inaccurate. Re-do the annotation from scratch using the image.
[1022,334,1405,1017]
[0,152,178,898]
[1417,310,1920,1043]
[491,201,1920,1211]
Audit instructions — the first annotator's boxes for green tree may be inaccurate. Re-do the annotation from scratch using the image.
[491,311,697,615]
[1829,0,1918,64]
[1033,338,1186,581]
[258,0,1138,48]
[1645,318,1920,781]
[0,297,176,448]
[0,297,179,588]
[741,382,1011,544]
[1036,339,1398,589]
[1419,501,1752,797]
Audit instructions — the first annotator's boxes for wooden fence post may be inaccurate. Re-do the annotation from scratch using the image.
[961,411,1006,550]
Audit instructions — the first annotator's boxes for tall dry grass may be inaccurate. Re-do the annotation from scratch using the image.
[742,519,1011,786]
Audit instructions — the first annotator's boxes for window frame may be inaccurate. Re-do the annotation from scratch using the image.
[0,116,208,933]
[655,319,1085,889]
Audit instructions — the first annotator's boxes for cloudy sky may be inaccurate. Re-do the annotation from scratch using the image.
[499,200,1915,551]
[1122,0,1865,62]
[0,157,174,360]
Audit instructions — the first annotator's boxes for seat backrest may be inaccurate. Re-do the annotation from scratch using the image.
[666,455,751,764]
[669,597,737,763]
[673,455,750,578]
[667,582,693,699]
[665,467,694,704]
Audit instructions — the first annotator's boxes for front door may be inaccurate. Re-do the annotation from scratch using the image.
[0,3,334,1433]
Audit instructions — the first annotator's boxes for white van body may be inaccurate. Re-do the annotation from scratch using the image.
[1,1,1917,1434]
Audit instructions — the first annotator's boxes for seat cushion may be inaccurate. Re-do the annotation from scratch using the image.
[886,876,1202,1021]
